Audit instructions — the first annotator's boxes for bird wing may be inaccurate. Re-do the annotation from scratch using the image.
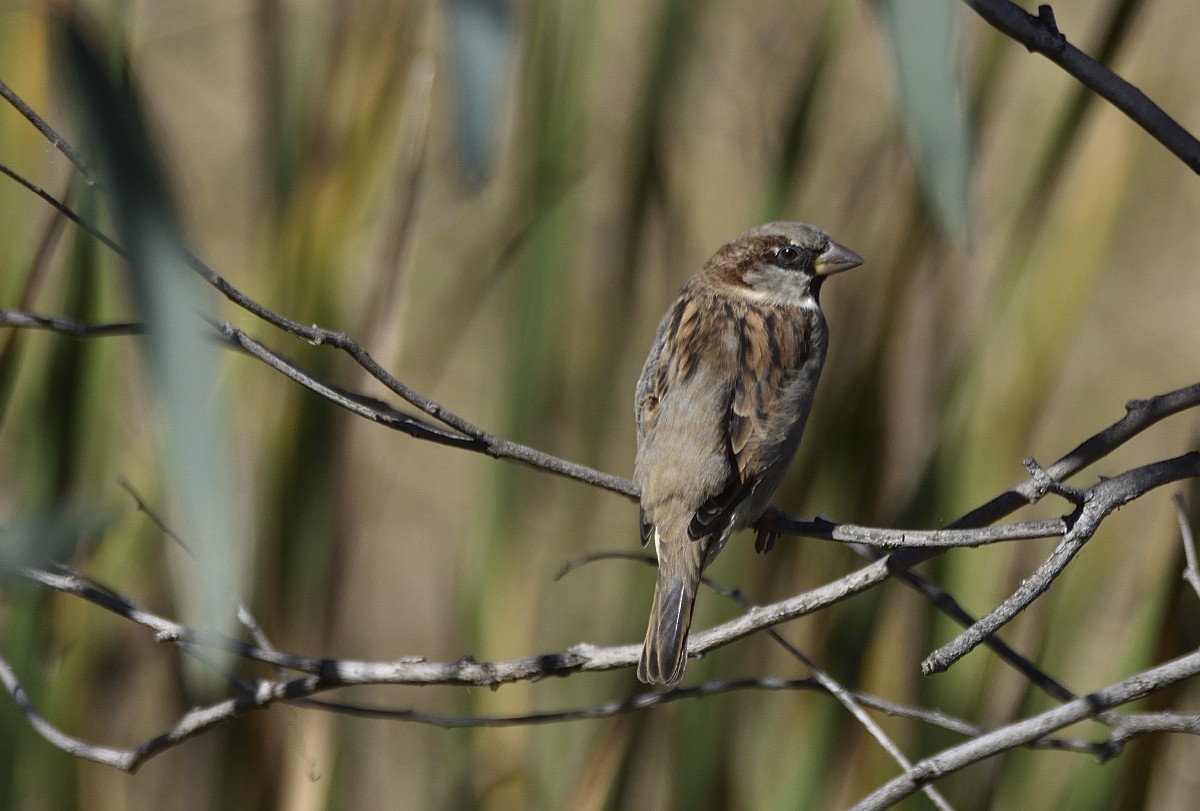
[635,289,732,545]
[688,305,811,541]
[634,299,673,546]
[636,289,811,544]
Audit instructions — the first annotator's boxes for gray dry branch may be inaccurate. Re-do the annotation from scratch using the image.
[852,649,1200,810]
[2,419,1199,775]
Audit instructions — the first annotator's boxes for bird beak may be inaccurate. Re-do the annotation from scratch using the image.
[813,241,864,276]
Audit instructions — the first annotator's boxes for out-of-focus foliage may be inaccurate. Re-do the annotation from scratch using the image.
[878,0,972,243]
[1,1,1199,809]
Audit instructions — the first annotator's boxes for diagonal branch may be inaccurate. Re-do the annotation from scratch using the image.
[873,382,1200,698]
[0,154,636,498]
[852,647,1200,810]
[0,80,98,184]
[923,452,1200,674]
[1174,493,1200,601]
[961,0,1200,173]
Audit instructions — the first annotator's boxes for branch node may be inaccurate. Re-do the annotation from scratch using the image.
[1023,457,1087,505]
[1035,5,1065,54]
[1094,737,1125,764]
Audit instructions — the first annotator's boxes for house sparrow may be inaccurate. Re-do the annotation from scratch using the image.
[634,221,863,686]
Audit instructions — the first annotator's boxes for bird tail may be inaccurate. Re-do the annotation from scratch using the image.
[638,532,704,686]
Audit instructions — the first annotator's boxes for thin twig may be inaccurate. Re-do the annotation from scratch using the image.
[217,323,486,449]
[260,677,1097,752]
[0,79,99,184]
[706,581,956,811]
[0,154,638,499]
[0,309,142,338]
[1106,711,1200,752]
[919,383,1200,537]
[559,550,1104,759]
[20,459,1192,689]
[771,514,1066,548]
[0,162,124,256]
[6,556,1098,773]
[0,655,136,770]
[923,453,1200,674]
[852,648,1200,810]
[961,0,1200,173]
[117,478,280,667]
[1174,493,1200,601]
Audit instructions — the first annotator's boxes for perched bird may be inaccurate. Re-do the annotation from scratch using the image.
[634,222,863,686]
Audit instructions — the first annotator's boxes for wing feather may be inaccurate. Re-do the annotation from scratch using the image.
[689,307,810,538]
[636,286,812,544]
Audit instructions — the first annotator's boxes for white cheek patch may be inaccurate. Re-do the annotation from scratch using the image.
[735,270,818,311]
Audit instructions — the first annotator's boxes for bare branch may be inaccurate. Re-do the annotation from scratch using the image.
[244,674,1040,743]
[116,478,281,671]
[306,677,827,727]
[0,153,638,498]
[1107,711,1200,751]
[6,554,1098,774]
[770,514,1066,548]
[946,382,1200,532]
[12,560,871,683]
[218,323,487,450]
[0,308,141,338]
[12,451,1198,698]
[0,654,137,771]
[853,648,1200,809]
[923,452,1200,675]
[208,312,640,498]
[861,383,1200,713]
[703,574,956,811]
[0,79,99,184]
[1,627,1093,779]
[1174,493,1200,601]
[0,162,124,256]
[860,382,1200,696]
[961,0,1200,173]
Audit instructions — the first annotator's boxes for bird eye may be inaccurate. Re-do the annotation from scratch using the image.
[771,244,806,268]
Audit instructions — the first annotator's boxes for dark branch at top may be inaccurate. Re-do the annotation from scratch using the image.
[962,0,1200,173]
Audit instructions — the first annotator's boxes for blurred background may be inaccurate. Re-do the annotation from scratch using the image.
[2,0,1200,808]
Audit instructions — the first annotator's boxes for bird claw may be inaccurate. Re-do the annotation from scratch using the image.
[754,507,782,553]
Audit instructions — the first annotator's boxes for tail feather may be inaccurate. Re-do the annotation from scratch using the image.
[638,537,703,686]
